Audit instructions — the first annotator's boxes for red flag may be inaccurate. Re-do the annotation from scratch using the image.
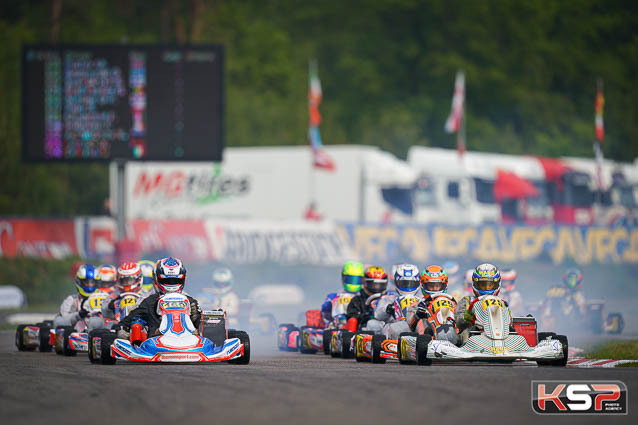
[595,79,604,142]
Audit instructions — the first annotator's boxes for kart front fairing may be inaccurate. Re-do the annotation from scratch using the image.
[426,334,563,360]
[110,293,244,362]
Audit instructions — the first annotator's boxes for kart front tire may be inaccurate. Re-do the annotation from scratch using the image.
[354,334,368,363]
[371,334,386,364]
[322,330,333,355]
[99,333,117,365]
[61,326,76,357]
[536,334,568,367]
[341,331,355,359]
[398,332,417,365]
[38,323,52,352]
[416,334,432,366]
[228,330,250,365]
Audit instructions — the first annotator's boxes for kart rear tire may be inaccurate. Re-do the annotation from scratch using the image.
[60,326,77,356]
[398,332,417,365]
[228,330,251,365]
[15,325,34,352]
[341,331,355,359]
[88,330,108,364]
[537,332,556,343]
[371,334,386,364]
[99,333,117,365]
[298,327,317,354]
[416,334,432,366]
[38,323,52,352]
[322,330,333,355]
[606,313,625,335]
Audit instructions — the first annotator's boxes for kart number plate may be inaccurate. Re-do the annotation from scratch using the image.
[432,298,455,312]
[120,297,137,307]
[337,295,353,305]
[400,297,419,310]
[481,298,504,310]
[88,294,108,310]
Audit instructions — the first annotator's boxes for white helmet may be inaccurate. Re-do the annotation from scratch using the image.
[211,267,233,295]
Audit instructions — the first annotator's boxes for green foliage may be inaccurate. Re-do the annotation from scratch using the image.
[0,257,82,305]
[587,340,638,360]
[1,0,637,215]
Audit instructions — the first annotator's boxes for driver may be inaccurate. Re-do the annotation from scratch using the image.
[345,266,389,332]
[53,264,98,330]
[198,267,240,321]
[543,268,585,319]
[101,261,147,321]
[408,265,450,331]
[455,263,502,334]
[117,257,201,338]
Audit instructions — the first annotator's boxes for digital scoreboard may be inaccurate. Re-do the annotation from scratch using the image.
[22,44,224,162]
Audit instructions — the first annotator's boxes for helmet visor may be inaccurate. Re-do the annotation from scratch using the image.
[565,275,579,288]
[365,278,387,294]
[81,278,97,289]
[396,279,419,292]
[342,275,363,292]
[97,279,115,289]
[474,279,499,291]
[158,277,184,290]
[423,280,445,292]
[118,276,139,287]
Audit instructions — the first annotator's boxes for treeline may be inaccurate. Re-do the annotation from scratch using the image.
[1,0,637,216]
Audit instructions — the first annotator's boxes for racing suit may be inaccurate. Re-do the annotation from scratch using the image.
[346,290,389,332]
[543,286,586,320]
[118,293,201,337]
[374,292,421,339]
[321,291,356,327]
[53,294,103,332]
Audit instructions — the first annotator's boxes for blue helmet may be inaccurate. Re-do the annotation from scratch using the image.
[75,264,98,297]
[393,263,420,296]
[471,263,501,296]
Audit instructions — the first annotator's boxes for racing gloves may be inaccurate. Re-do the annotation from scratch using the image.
[415,304,429,319]
[385,304,395,317]
[78,308,89,319]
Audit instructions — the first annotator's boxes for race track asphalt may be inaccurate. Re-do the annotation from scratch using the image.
[0,331,635,425]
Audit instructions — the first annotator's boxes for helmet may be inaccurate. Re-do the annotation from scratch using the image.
[420,265,448,297]
[362,266,388,296]
[154,257,186,294]
[393,263,420,296]
[563,268,582,291]
[75,264,98,298]
[501,268,517,292]
[138,260,155,292]
[342,261,364,293]
[212,267,233,294]
[471,263,501,296]
[96,264,117,291]
[117,262,142,293]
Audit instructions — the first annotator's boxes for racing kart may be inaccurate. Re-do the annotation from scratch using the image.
[54,291,139,356]
[529,295,625,335]
[398,295,567,366]
[277,310,332,354]
[15,320,55,352]
[89,293,250,364]
[354,294,457,363]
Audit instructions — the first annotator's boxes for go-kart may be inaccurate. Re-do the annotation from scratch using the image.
[530,292,625,335]
[54,291,131,356]
[277,310,332,354]
[330,293,383,359]
[353,293,422,363]
[89,293,250,364]
[398,295,567,366]
[15,320,55,352]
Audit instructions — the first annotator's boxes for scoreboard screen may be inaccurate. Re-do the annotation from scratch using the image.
[22,44,224,162]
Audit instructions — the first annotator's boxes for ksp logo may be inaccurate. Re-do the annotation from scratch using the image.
[532,380,627,415]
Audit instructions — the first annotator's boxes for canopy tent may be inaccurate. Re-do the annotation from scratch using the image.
[493,169,539,202]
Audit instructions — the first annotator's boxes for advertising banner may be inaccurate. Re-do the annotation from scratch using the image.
[0,219,77,259]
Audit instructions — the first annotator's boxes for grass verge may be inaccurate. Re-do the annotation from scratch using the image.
[586,340,638,361]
